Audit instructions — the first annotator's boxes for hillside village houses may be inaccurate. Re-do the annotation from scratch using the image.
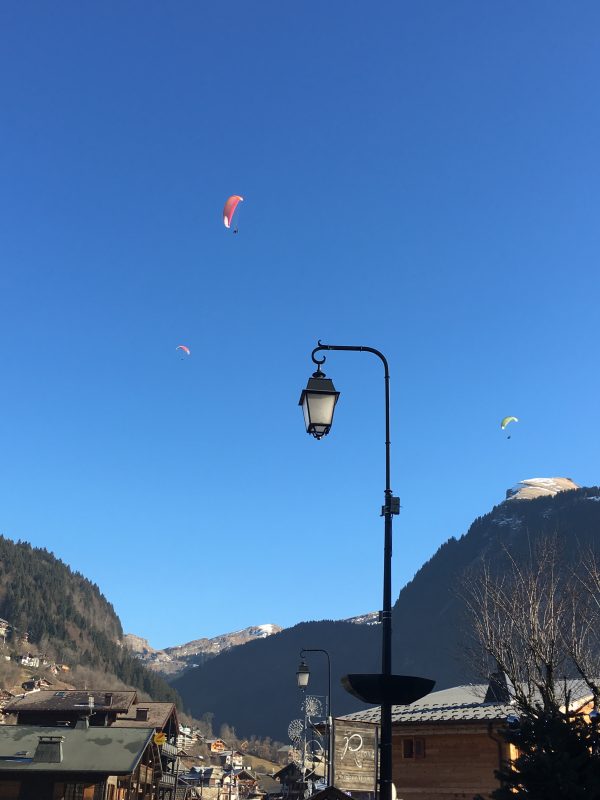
[0,633,597,800]
[0,677,595,800]
[0,689,269,800]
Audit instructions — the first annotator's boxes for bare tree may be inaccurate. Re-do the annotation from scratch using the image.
[461,535,600,714]
[460,535,600,797]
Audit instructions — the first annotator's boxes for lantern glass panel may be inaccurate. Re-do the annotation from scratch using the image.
[306,392,337,429]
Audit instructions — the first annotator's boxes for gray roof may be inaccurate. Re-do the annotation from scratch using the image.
[112,702,177,729]
[3,690,137,715]
[0,725,154,774]
[339,681,595,725]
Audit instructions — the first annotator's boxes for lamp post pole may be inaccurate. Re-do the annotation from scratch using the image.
[298,648,333,787]
[591,708,599,756]
[299,341,398,800]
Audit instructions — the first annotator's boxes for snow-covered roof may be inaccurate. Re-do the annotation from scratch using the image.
[339,680,595,725]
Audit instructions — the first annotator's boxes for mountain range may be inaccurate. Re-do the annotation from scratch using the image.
[123,625,284,676]
[123,614,381,679]
[170,477,600,741]
[0,476,597,746]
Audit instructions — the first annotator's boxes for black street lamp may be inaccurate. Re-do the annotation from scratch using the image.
[299,341,434,800]
[297,649,333,787]
[298,367,339,440]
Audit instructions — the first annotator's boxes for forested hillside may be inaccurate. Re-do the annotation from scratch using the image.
[173,619,380,741]
[0,536,179,705]
[390,484,600,687]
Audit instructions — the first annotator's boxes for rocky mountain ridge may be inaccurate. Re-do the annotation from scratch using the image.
[125,614,380,679]
[123,624,284,676]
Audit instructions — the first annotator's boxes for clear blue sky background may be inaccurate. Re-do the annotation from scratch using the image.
[1,2,599,648]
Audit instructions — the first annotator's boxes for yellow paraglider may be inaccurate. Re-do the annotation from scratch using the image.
[500,416,519,439]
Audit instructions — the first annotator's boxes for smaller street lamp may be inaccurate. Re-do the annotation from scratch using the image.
[296,650,332,787]
[298,368,339,440]
[296,660,310,689]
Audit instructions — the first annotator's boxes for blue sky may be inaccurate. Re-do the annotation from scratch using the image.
[1,2,599,648]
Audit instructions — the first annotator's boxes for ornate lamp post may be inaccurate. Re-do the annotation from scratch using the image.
[299,341,434,800]
[296,649,333,787]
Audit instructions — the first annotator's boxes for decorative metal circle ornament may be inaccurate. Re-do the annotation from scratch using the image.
[306,739,325,764]
[288,718,304,743]
[302,695,323,718]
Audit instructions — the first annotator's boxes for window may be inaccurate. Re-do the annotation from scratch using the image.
[401,737,425,759]
[63,784,97,800]
[64,785,84,800]
[0,781,21,799]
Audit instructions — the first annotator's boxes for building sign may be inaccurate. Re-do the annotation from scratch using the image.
[332,719,378,793]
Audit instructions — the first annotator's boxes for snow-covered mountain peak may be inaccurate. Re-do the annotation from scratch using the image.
[505,477,580,502]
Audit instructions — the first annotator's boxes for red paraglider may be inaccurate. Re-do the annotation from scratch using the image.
[223,195,243,231]
[176,345,191,356]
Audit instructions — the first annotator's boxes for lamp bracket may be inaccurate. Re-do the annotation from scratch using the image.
[311,341,327,367]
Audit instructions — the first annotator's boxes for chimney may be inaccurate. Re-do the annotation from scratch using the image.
[104,693,113,707]
[33,736,64,763]
[484,670,513,704]
[136,708,149,721]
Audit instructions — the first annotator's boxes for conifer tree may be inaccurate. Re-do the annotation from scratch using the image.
[492,712,600,799]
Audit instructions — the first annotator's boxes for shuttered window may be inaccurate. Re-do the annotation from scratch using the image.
[401,737,425,759]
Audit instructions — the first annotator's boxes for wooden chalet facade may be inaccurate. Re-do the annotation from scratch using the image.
[0,690,182,800]
[341,675,599,800]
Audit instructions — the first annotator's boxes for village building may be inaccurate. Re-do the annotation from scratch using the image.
[20,678,53,693]
[340,675,598,800]
[4,691,140,727]
[215,752,244,770]
[1,690,182,800]
[274,755,326,800]
[233,768,259,799]
[198,765,225,788]
[275,747,293,767]
[19,655,40,669]
[254,773,280,800]
[205,739,227,754]
[176,726,197,753]
[0,723,158,800]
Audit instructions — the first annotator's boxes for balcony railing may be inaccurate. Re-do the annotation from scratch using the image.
[161,742,179,759]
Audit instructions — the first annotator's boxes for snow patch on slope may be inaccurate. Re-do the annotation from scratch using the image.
[505,477,580,502]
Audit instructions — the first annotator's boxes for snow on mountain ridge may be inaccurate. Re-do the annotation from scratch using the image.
[505,477,580,502]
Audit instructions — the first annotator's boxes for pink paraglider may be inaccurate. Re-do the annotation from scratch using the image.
[176,345,191,356]
[223,195,243,230]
